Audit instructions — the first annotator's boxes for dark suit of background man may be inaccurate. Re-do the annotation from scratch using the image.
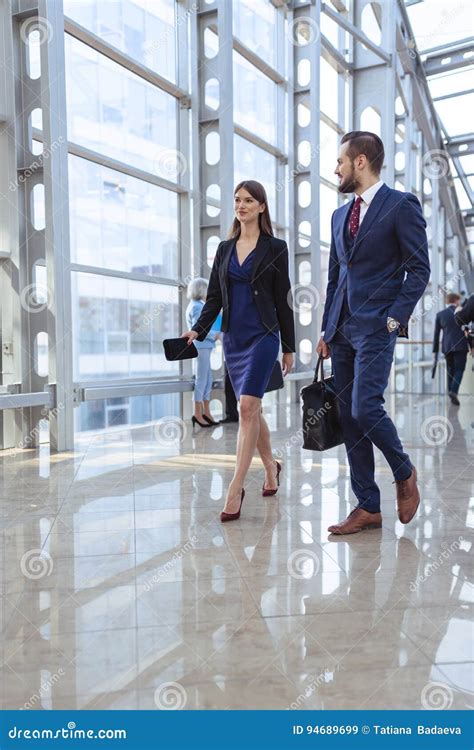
[317,131,430,536]
[220,363,239,423]
[433,292,469,406]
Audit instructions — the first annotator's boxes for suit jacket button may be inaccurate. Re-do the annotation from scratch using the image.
[254,290,258,295]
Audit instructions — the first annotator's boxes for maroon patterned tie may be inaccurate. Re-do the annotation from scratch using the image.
[349,196,362,239]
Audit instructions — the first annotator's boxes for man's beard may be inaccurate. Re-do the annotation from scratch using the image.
[338,166,359,194]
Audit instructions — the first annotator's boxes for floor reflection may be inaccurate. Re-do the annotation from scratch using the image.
[1,394,472,709]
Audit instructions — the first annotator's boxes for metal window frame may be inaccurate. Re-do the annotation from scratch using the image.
[1,0,472,450]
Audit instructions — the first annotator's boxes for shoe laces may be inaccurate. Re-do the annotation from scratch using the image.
[393,477,410,499]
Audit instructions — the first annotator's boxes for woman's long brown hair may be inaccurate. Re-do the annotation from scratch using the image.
[227,180,274,239]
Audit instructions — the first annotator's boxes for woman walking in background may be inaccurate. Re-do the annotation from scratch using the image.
[181,180,295,521]
[185,278,219,428]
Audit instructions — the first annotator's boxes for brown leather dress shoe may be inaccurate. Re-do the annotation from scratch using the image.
[395,466,420,524]
[327,507,382,535]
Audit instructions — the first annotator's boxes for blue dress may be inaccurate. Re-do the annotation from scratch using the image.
[223,243,280,399]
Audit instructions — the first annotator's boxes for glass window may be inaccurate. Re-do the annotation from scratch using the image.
[320,13,339,48]
[435,94,474,137]
[320,57,338,123]
[234,135,277,218]
[453,178,471,210]
[68,155,178,278]
[76,393,179,433]
[233,0,277,69]
[319,121,339,185]
[428,69,473,100]
[320,247,330,306]
[233,51,277,145]
[65,35,177,178]
[320,185,338,244]
[72,272,180,381]
[459,155,474,174]
[63,0,176,83]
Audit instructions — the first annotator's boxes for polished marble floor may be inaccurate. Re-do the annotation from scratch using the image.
[1,393,473,710]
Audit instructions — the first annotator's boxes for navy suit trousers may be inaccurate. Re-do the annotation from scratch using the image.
[445,351,467,395]
[330,312,412,512]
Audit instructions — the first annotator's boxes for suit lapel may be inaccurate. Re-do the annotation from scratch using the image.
[221,233,271,283]
[221,238,235,281]
[348,183,390,261]
[250,233,272,281]
[336,200,353,259]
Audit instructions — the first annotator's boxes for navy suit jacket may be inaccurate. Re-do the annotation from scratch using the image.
[321,184,430,342]
[433,305,469,354]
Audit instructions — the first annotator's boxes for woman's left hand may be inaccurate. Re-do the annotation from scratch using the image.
[281,352,294,376]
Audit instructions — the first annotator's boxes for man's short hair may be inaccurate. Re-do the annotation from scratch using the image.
[446,292,461,304]
[341,131,385,175]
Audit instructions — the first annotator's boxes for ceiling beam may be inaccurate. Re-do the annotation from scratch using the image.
[463,208,474,227]
[423,40,474,76]
[447,134,474,158]
[452,156,474,206]
[432,87,474,102]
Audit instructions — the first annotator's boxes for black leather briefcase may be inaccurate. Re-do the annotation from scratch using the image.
[300,355,343,450]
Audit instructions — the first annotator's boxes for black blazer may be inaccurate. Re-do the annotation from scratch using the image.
[191,233,296,353]
[455,294,474,326]
[433,305,469,355]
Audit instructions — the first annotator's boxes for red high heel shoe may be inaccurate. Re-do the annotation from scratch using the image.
[262,461,281,497]
[220,489,245,523]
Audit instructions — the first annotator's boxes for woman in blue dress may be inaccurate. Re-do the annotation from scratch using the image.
[181,181,295,522]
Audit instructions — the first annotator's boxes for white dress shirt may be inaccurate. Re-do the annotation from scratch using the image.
[320,180,385,338]
[358,179,384,225]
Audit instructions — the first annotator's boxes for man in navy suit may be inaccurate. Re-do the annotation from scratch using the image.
[433,292,469,405]
[317,131,430,535]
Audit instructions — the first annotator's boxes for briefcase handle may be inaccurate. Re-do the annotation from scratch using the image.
[313,354,331,383]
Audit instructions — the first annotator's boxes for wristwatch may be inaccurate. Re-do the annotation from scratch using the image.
[387,316,400,333]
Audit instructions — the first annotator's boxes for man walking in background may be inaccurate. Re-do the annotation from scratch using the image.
[220,363,239,424]
[433,292,469,405]
[316,131,430,535]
